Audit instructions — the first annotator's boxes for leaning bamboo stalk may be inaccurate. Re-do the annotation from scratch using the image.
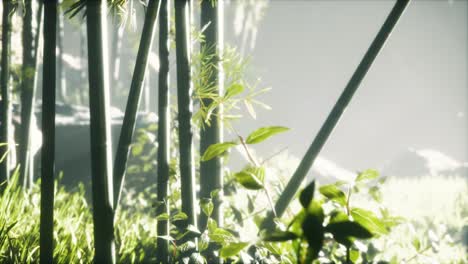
[175,0,197,229]
[40,1,56,262]
[262,0,411,230]
[20,0,43,188]
[155,0,171,262]
[0,0,13,185]
[86,0,116,262]
[113,0,161,208]
[199,0,224,230]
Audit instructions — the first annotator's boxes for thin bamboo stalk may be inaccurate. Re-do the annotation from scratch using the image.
[20,1,43,189]
[155,0,171,262]
[113,0,161,208]
[0,0,12,185]
[86,0,116,262]
[175,0,197,229]
[40,1,56,262]
[262,0,411,230]
[199,0,224,230]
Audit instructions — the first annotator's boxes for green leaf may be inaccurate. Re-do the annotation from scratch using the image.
[351,208,388,236]
[200,198,214,217]
[300,181,315,209]
[234,166,265,190]
[261,230,298,242]
[356,169,379,182]
[209,228,236,245]
[350,249,360,263]
[301,209,325,261]
[201,142,238,161]
[172,212,188,221]
[319,184,347,206]
[220,242,249,258]
[224,83,244,98]
[131,143,144,156]
[325,221,373,241]
[156,213,170,221]
[328,210,349,224]
[245,126,289,145]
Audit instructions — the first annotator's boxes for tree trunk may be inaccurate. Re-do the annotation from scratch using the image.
[175,0,197,230]
[40,1,56,262]
[199,0,224,231]
[113,0,161,208]
[262,0,411,231]
[0,0,13,185]
[156,0,171,262]
[20,0,43,189]
[86,1,116,262]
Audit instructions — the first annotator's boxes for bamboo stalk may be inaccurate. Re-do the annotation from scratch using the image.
[113,0,161,208]
[199,0,224,231]
[86,1,116,262]
[0,0,12,185]
[40,1,56,262]
[155,0,171,262]
[20,0,43,189]
[262,0,411,230]
[175,0,197,229]
[56,0,66,102]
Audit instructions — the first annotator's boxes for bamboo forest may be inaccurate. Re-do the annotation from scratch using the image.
[0,0,467,263]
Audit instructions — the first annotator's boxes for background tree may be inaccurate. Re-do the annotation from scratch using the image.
[40,0,57,262]
[86,0,116,262]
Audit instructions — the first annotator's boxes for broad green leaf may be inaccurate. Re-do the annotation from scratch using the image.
[319,184,347,206]
[299,180,316,209]
[224,83,244,98]
[200,198,213,217]
[350,249,360,263]
[172,212,188,221]
[261,230,298,242]
[325,221,373,241]
[201,142,238,161]
[207,218,218,233]
[234,166,265,190]
[301,208,325,261]
[156,213,169,221]
[351,208,388,236]
[220,242,249,258]
[356,169,379,182]
[328,210,349,224]
[209,228,236,245]
[245,126,289,144]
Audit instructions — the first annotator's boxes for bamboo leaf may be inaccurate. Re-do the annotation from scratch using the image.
[350,208,388,235]
[220,242,249,258]
[245,126,289,145]
[325,221,373,240]
[224,83,244,99]
[201,142,238,161]
[356,169,379,182]
[299,180,315,209]
[200,198,213,217]
[234,166,265,190]
[319,184,347,206]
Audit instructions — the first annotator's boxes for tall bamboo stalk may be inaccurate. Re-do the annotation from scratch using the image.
[175,0,197,230]
[199,0,224,230]
[56,1,66,102]
[86,1,116,262]
[113,0,161,208]
[156,0,170,262]
[110,11,124,90]
[0,0,13,185]
[262,0,411,230]
[40,1,56,262]
[20,0,43,189]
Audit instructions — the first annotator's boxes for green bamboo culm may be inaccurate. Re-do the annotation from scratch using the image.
[86,0,116,263]
[262,0,411,230]
[175,0,197,229]
[113,0,161,208]
[40,1,57,263]
[0,0,13,186]
[56,0,66,103]
[20,0,43,189]
[155,0,171,262]
[199,0,224,230]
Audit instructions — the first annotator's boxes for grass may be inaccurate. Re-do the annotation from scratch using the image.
[0,168,466,263]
